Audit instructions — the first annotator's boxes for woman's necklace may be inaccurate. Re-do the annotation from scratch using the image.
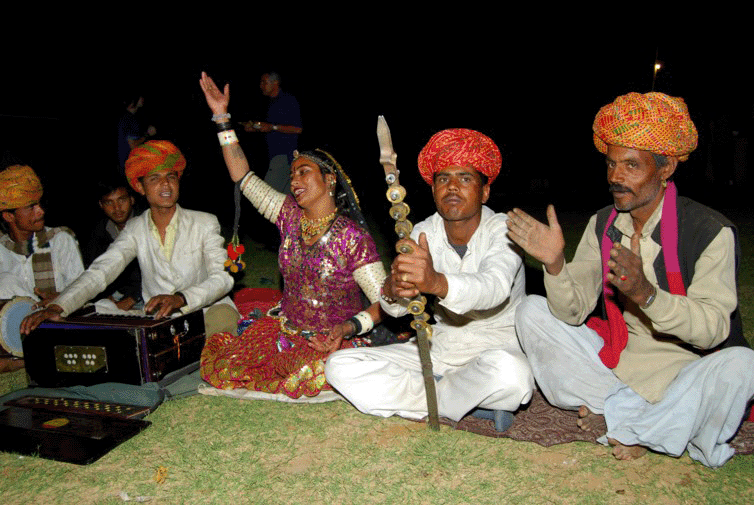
[300,210,337,242]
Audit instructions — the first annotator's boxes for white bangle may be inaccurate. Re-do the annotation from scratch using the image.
[218,130,239,146]
[348,311,374,337]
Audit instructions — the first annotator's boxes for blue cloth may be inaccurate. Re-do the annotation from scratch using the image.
[265,91,301,162]
[116,111,144,174]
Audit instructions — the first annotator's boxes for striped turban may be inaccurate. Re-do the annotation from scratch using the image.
[125,140,187,190]
[417,129,502,185]
[593,92,698,162]
[0,165,43,211]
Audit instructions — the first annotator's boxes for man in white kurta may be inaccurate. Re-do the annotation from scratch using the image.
[21,141,237,338]
[1,165,84,302]
[50,204,236,326]
[326,129,534,424]
[0,227,83,301]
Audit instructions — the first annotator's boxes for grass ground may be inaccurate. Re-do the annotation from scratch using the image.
[1,208,752,505]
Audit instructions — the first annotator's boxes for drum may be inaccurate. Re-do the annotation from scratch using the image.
[0,297,36,357]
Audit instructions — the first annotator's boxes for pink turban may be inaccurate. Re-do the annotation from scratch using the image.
[124,140,186,190]
[417,129,502,185]
[593,92,698,162]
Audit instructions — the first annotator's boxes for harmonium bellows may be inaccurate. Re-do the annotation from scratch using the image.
[23,306,206,387]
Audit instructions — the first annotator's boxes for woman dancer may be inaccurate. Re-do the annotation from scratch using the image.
[199,72,386,398]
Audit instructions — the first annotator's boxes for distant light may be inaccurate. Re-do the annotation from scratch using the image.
[654,62,662,71]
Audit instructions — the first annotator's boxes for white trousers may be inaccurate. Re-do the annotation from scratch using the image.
[516,295,754,467]
[325,342,534,422]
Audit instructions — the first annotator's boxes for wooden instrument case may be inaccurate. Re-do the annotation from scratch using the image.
[23,306,206,387]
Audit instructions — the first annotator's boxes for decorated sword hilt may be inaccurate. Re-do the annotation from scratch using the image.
[377,115,438,431]
[378,116,432,339]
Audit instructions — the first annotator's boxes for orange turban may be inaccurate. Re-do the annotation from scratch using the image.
[0,165,43,211]
[417,129,502,185]
[124,140,187,190]
[593,92,698,162]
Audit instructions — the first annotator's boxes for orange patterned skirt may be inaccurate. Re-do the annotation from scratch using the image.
[200,312,360,398]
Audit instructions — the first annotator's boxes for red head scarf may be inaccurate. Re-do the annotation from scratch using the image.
[417,128,501,185]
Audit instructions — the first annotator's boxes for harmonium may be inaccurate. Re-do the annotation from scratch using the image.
[0,395,152,465]
[23,305,206,387]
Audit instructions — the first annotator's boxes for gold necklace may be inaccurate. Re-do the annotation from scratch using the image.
[300,210,336,242]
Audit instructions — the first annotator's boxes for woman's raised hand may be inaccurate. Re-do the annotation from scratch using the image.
[199,71,230,116]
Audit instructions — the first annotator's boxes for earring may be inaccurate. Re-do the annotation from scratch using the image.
[662,179,667,188]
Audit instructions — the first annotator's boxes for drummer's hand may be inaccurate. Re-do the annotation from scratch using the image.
[308,321,353,354]
[145,294,185,319]
[20,304,63,335]
[33,288,59,308]
[199,71,230,116]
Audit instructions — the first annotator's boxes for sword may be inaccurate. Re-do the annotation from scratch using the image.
[377,115,440,431]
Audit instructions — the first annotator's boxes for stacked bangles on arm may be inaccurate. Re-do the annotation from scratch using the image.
[213,113,238,146]
[345,311,374,339]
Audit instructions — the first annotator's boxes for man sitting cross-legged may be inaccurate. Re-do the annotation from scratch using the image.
[326,129,534,429]
[507,92,754,467]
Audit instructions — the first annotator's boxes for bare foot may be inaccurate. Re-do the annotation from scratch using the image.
[576,405,606,434]
[607,437,648,461]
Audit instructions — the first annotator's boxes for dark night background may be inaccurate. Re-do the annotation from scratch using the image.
[2,36,751,248]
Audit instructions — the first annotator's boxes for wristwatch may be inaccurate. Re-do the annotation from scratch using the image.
[641,285,657,309]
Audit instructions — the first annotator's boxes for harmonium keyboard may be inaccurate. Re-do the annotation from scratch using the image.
[0,395,152,465]
[23,305,206,387]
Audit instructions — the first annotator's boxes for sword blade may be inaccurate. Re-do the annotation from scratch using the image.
[377,115,398,167]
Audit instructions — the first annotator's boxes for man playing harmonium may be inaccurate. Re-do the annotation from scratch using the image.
[21,140,239,337]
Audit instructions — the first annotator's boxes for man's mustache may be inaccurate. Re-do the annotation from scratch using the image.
[609,184,633,194]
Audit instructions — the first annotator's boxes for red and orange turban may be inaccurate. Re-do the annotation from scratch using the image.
[0,165,43,211]
[593,92,698,161]
[417,128,502,185]
[124,140,187,190]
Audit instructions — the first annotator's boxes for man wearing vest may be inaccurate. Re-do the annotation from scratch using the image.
[507,92,754,467]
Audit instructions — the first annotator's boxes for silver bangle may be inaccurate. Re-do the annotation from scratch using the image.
[380,285,397,305]
[212,113,231,121]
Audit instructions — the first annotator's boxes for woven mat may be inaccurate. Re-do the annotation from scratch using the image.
[437,390,754,455]
[197,383,343,404]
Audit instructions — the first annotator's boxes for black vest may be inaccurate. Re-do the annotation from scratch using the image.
[594,196,746,352]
